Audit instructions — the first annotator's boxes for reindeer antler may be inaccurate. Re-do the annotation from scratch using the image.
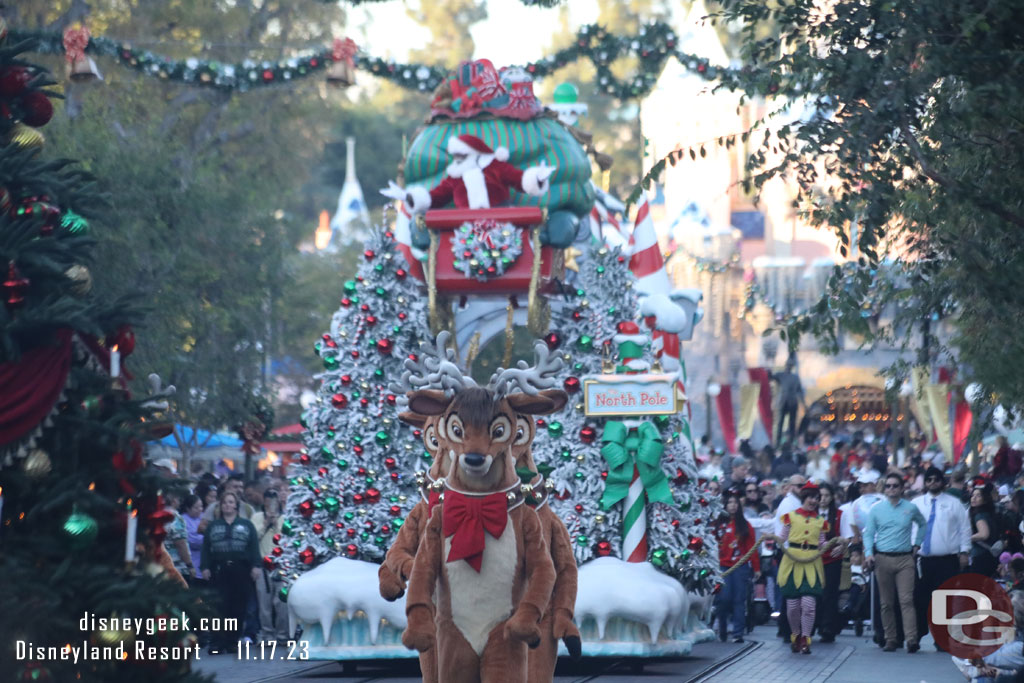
[487,341,564,400]
[387,332,476,408]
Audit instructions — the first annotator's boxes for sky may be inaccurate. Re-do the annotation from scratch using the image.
[350,1,603,67]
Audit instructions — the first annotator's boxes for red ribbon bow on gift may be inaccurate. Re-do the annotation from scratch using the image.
[62,26,91,64]
[442,490,508,572]
[332,38,357,67]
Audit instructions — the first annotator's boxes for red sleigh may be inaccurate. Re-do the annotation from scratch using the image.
[421,206,561,335]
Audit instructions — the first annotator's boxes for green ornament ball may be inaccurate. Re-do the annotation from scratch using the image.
[343,280,357,294]
[337,459,348,469]
[576,535,589,546]
[324,497,340,514]
[393,518,404,529]
[323,356,339,370]
[278,586,289,602]
[574,471,584,480]
[651,548,668,567]
[374,368,384,378]
[560,448,572,461]
[282,520,295,535]
[547,421,563,438]
[681,549,691,559]
[654,415,671,430]
[361,532,369,541]
[344,512,355,521]
[63,510,98,550]
[576,335,593,352]
[375,430,391,445]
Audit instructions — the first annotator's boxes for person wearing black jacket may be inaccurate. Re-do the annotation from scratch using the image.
[201,491,261,654]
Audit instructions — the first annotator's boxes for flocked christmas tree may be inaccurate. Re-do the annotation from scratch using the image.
[276,226,431,587]
[532,245,721,593]
[0,25,212,683]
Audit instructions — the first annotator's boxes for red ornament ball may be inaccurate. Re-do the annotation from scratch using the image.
[579,426,597,444]
[345,544,358,558]
[398,312,407,321]
[298,500,314,518]
[365,315,377,326]
[347,528,356,537]
[544,332,562,350]
[699,497,709,507]
[390,505,401,516]
[366,487,381,503]
[273,533,282,544]
[688,536,704,552]
[312,523,324,535]
[386,394,397,406]
[317,467,328,476]
[299,453,311,465]
[351,350,360,359]
[20,91,54,128]
[376,338,393,354]
[563,377,580,393]
[331,393,348,409]
[360,304,370,313]
[262,69,274,81]
[340,297,352,307]
[712,582,723,595]
[396,268,407,280]
[353,493,364,504]
[359,397,369,407]
[673,468,689,485]
[272,546,283,557]
[384,457,397,470]
[0,67,30,97]
[595,540,613,557]
[536,418,546,428]
[357,467,367,476]
[572,310,582,321]
[390,472,399,481]
[364,249,375,261]
[575,504,583,513]
[340,375,352,385]
[672,519,680,528]
[353,445,364,455]
[299,546,316,565]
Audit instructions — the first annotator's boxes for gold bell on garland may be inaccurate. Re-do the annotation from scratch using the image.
[63,25,102,83]
[9,122,44,150]
[326,37,357,88]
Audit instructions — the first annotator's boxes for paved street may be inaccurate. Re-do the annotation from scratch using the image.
[192,624,961,681]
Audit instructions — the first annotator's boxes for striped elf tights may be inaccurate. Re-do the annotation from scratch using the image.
[786,596,816,638]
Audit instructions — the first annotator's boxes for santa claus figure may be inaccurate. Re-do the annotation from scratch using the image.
[381,134,555,212]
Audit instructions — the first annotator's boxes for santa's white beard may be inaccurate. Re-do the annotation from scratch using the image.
[446,156,491,209]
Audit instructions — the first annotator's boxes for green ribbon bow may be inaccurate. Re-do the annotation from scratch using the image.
[599,420,674,510]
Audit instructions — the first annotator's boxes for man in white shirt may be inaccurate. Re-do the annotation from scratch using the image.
[911,466,970,650]
[850,469,883,540]
[773,474,806,641]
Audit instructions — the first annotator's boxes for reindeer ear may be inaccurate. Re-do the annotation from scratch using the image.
[407,390,452,416]
[535,389,568,415]
[398,411,427,428]
[507,391,565,416]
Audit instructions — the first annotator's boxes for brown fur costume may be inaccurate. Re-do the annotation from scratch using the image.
[378,414,447,683]
[510,408,582,681]
[401,388,559,683]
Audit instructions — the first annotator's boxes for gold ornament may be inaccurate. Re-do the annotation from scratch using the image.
[10,122,44,150]
[399,494,407,502]
[382,417,393,426]
[563,246,583,273]
[575,403,584,411]
[594,514,605,524]
[65,265,92,295]
[576,454,585,462]
[507,492,518,502]
[23,449,52,478]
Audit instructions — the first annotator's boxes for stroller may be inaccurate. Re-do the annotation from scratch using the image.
[839,563,871,636]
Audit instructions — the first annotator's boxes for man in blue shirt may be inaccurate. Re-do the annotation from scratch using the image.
[864,472,927,653]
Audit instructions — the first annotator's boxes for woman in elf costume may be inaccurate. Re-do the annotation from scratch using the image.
[777,482,827,654]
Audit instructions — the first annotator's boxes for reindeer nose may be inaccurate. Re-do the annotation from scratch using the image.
[463,452,486,467]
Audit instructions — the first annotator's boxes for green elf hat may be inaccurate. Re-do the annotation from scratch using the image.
[613,321,648,364]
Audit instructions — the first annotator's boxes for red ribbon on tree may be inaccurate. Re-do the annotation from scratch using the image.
[331,38,357,67]
[0,328,72,447]
[442,490,508,572]
[62,26,91,64]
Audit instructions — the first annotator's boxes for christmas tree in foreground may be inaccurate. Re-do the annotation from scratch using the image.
[0,28,211,682]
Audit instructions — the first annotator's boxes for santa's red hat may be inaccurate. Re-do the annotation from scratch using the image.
[447,134,510,163]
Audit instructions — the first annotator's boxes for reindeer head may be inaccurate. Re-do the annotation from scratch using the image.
[510,390,568,475]
[407,387,563,492]
[398,412,450,481]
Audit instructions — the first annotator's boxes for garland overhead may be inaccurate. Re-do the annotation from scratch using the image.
[10,21,738,99]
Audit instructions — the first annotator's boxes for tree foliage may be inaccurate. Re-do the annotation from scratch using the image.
[699,0,1024,407]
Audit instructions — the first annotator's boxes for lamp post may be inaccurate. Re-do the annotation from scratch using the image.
[707,382,721,443]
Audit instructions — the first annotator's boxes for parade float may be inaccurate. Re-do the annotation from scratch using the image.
[280,60,717,669]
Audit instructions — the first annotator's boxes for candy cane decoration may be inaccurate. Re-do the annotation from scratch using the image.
[622,465,648,562]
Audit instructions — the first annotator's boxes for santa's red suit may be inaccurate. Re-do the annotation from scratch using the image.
[405,134,551,212]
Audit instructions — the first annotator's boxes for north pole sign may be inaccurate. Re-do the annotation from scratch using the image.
[583,374,682,417]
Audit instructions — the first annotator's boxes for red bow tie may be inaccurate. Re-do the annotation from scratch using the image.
[442,490,508,572]
[427,489,441,514]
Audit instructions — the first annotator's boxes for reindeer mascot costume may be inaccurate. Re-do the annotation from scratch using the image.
[511,410,583,679]
[401,342,565,682]
[378,333,463,682]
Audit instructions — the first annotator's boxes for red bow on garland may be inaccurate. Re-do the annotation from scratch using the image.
[442,490,508,572]
[62,26,90,64]
[332,38,357,67]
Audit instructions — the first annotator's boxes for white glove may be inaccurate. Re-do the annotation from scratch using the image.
[379,180,408,202]
[533,164,556,184]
